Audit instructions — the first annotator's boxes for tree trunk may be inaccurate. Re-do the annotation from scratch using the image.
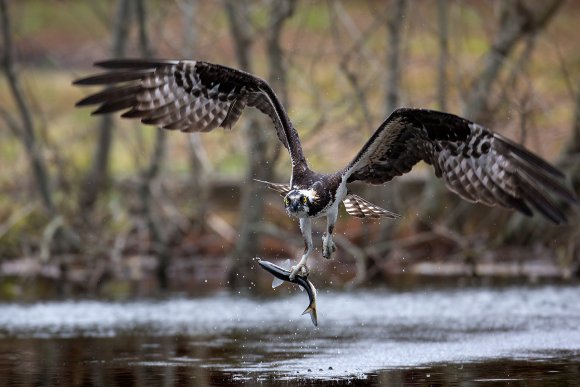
[224,0,265,290]
[556,76,580,214]
[562,78,580,159]
[266,0,295,106]
[560,78,580,277]
[420,0,450,223]
[133,0,172,290]
[379,0,407,233]
[363,0,409,284]
[437,0,449,112]
[224,0,293,290]
[78,0,132,211]
[0,0,55,215]
[384,0,408,115]
[179,0,210,232]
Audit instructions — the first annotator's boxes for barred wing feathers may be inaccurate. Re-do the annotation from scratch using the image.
[74,59,305,166]
[344,108,577,224]
[343,194,400,219]
[254,179,291,196]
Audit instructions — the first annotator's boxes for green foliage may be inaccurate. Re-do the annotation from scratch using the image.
[14,0,107,38]
[0,208,49,258]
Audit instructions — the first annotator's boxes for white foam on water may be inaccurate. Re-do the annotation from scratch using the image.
[0,285,579,379]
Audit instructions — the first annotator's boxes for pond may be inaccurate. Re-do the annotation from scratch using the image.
[0,285,579,386]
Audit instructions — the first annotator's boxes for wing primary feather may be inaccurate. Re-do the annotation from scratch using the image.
[518,171,567,224]
[511,154,578,204]
[505,196,534,217]
[94,59,178,69]
[76,85,141,106]
[91,97,136,115]
[496,133,564,178]
[73,70,153,85]
[141,114,174,126]
[121,108,149,118]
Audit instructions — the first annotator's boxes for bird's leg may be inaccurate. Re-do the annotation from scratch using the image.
[290,218,313,280]
[322,209,337,259]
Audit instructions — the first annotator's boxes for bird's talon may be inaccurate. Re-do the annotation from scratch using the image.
[289,266,299,280]
[322,238,336,260]
[289,264,309,279]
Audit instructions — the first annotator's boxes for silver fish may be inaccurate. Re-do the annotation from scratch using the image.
[258,259,318,327]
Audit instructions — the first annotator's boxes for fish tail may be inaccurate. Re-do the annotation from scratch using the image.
[302,302,318,327]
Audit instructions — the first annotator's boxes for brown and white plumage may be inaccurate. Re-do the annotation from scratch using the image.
[75,59,577,278]
[342,194,400,219]
[343,108,576,224]
[74,59,307,170]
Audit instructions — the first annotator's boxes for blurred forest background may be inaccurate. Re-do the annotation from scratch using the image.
[1,0,579,299]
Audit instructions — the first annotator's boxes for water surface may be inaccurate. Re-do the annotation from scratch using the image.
[1,285,579,385]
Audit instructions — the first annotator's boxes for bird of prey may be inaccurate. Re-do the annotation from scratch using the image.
[74,59,577,279]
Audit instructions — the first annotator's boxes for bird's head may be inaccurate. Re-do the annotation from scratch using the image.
[284,189,318,217]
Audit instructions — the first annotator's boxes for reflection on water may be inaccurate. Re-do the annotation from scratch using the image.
[0,285,579,386]
[2,336,579,386]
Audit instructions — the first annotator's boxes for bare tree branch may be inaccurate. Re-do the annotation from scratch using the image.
[0,104,21,138]
[385,0,408,114]
[224,0,293,290]
[79,0,132,210]
[564,77,580,158]
[224,0,265,290]
[491,32,538,128]
[329,3,373,130]
[177,0,211,232]
[437,0,449,111]
[224,0,253,70]
[132,0,173,290]
[464,0,564,121]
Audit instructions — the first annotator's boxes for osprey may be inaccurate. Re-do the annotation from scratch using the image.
[74,59,577,279]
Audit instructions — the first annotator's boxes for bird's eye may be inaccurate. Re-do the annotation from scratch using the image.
[302,196,308,204]
[284,197,289,206]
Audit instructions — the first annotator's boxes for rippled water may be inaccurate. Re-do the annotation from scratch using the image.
[1,285,579,385]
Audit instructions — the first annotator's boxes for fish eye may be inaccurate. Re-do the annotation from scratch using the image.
[302,196,308,204]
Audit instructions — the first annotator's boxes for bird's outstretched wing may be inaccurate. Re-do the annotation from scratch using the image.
[343,108,577,224]
[74,59,306,168]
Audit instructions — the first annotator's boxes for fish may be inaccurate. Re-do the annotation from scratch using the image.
[257,259,318,327]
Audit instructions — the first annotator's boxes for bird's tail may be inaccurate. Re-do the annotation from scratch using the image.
[342,194,400,219]
[254,179,291,196]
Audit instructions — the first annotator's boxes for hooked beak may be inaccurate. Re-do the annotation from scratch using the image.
[289,201,299,212]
